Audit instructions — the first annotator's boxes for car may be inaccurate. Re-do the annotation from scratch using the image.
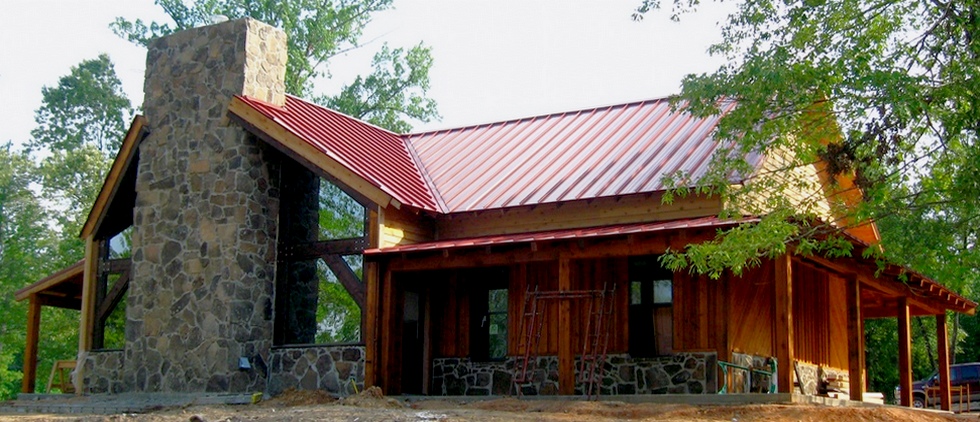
[895,362,980,408]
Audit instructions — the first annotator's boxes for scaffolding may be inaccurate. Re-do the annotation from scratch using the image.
[512,282,616,399]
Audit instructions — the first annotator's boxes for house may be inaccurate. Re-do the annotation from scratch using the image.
[14,18,975,410]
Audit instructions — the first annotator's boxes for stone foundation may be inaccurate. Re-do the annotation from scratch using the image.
[267,345,365,396]
[80,350,126,394]
[431,352,716,396]
[727,353,775,393]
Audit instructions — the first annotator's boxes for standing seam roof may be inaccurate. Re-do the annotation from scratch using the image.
[405,98,752,213]
[236,95,440,211]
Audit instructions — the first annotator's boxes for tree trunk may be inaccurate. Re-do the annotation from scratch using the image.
[916,316,937,370]
[951,312,960,364]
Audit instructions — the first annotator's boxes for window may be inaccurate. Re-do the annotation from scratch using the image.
[487,289,508,360]
[469,269,509,361]
[628,256,673,357]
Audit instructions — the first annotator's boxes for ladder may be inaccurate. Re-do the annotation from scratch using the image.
[578,282,615,398]
[512,283,616,399]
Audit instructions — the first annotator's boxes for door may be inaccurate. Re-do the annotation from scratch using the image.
[400,289,426,394]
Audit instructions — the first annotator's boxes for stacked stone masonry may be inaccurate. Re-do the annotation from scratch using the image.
[81,351,126,394]
[118,18,287,394]
[432,353,716,396]
[267,345,365,396]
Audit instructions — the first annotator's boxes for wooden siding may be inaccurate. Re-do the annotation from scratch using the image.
[434,193,722,239]
[793,262,848,369]
[728,262,775,358]
[380,205,435,248]
[672,272,729,359]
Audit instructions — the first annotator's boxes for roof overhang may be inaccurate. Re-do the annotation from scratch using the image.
[14,260,84,310]
[80,115,147,239]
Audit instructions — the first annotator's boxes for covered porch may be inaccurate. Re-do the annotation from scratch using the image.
[362,217,976,405]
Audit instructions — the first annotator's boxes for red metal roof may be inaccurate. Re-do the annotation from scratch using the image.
[406,98,758,213]
[364,216,751,254]
[236,95,440,211]
[235,95,762,215]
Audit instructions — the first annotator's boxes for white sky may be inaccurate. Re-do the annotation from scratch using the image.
[0,0,731,144]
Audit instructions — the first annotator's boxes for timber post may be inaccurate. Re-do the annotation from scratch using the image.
[936,313,951,411]
[21,295,41,393]
[557,255,574,395]
[846,274,864,401]
[898,297,912,407]
[774,254,794,393]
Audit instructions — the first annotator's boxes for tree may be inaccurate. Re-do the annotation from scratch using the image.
[111,0,440,133]
[635,0,980,401]
[0,144,49,399]
[634,0,980,280]
[28,54,132,156]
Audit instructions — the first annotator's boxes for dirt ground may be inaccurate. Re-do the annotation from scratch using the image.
[2,388,975,422]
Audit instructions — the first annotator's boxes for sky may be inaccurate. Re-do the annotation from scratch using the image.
[0,0,732,145]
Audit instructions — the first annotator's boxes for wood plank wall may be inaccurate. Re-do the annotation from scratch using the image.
[672,272,729,359]
[728,262,775,358]
[792,262,848,369]
[428,258,632,358]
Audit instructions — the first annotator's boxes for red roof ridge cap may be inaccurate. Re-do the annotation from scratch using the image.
[402,95,682,138]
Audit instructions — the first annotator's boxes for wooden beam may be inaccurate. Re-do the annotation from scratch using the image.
[845,275,864,401]
[802,254,965,315]
[378,229,717,272]
[96,270,130,325]
[557,255,574,395]
[75,236,101,394]
[774,254,794,393]
[364,261,380,388]
[36,294,82,310]
[898,297,913,407]
[323,254,366,308]
[21,295,41,394]
[936,313,951,411]
[80,115,146,239]
[278,238,369,261]
[78,238,100,353]
[379,268,396,394]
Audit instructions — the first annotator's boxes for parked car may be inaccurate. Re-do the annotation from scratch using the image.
[896,362,980,408]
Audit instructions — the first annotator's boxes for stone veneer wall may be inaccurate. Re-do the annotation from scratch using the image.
[80,350,126,394]
[728,352,775,393]
[431,353,716,396]
[266,345,366,396]
[120,18,287,393]
[794,361,848,395]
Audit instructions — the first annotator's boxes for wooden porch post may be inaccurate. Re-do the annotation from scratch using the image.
[74,235,101,394]
[364,261,380,388]
[898,297,913,407]
[936,313,951,411]
[557,255,574,395]
[774,254,794,393]
[845,275,864,401]
[21,295,42,393]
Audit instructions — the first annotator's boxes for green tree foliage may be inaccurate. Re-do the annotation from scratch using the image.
[0,55,132,397]
[28,54,133,156]
[111,0,440,132]
[635,0,980,279]
[636,0,980,400]
[0,145,50,399]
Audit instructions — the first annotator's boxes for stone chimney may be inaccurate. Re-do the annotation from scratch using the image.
[127,18,286,392]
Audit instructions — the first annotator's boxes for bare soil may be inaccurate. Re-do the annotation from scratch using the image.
[2,388,975,422]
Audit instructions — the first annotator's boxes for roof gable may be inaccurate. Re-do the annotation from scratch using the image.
[80,115,147,239]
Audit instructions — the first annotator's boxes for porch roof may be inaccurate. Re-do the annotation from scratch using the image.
[364,216,750,254]
[14,260,84,310]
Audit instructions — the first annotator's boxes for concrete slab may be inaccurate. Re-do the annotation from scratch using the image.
[1,392,258,415]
